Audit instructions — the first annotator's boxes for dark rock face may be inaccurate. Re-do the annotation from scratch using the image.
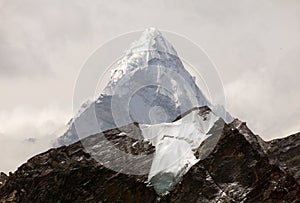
[267,132,300,184]
[0,173,7,186]
[196,125,300,202]
[1,109,300,202]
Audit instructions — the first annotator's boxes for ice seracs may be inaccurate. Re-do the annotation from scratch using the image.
[140,107,221,194]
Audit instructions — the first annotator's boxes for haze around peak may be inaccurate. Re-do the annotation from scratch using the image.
[1,0,300,174]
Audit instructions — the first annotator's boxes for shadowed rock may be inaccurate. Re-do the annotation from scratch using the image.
[0,107,299,202]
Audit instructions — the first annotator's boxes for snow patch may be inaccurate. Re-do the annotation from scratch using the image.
[140,109,219,194]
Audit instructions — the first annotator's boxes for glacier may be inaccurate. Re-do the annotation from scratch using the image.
[141,107,220,194]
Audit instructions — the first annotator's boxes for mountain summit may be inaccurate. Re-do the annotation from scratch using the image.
[127,27,177,54]
[55,28,217,146]
[104,27,178,91]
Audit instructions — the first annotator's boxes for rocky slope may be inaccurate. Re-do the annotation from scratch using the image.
[267,132,300,184]
[0,173,7,186]
[0,107,299,202]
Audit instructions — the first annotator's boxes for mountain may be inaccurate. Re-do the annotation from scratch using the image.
[1,27,298,202]
[55,27,232,147]
[1,106,299,202]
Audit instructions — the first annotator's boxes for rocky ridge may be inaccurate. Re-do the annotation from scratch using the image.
[0,106,299,202]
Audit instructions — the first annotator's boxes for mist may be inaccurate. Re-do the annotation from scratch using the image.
[1,0,300,172]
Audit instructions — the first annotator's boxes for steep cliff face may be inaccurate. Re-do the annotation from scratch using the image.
[267,132,300,184]
[0,173,7,186]
[1,107,299,202]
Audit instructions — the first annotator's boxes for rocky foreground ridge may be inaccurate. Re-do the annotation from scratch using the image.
[0,107,300,203]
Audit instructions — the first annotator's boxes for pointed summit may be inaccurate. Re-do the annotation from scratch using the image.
[103,27,210,126]
[126,27,177,56]
[106,28,183,89]
[55,28,211,146]
[142,27,161,37]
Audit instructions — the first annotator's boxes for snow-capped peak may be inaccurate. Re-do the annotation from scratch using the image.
[55,28,225,147]
[125,27,177,56]
[104,28,182,91]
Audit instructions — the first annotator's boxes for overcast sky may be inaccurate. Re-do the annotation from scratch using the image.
[1,0,300,173]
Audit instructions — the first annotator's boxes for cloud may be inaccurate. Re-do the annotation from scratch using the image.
[0,106,70,173]
[225,65,300,140]
[0,0,299,172]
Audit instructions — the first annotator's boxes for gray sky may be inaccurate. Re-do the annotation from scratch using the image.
[1,0,300,173]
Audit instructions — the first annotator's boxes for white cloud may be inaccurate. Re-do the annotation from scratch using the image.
[0,0,299,172]
[0,106,70,173]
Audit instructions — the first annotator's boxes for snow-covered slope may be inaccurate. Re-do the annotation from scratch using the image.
[104,27,178,91]
[103,27,210,126]
[55,27,230,147]
[140,106,221,194]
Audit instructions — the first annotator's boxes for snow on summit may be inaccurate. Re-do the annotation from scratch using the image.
[53,27,231,194]
[126,27,177,55]
[55,27,227,148]
[105,27,177,86]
